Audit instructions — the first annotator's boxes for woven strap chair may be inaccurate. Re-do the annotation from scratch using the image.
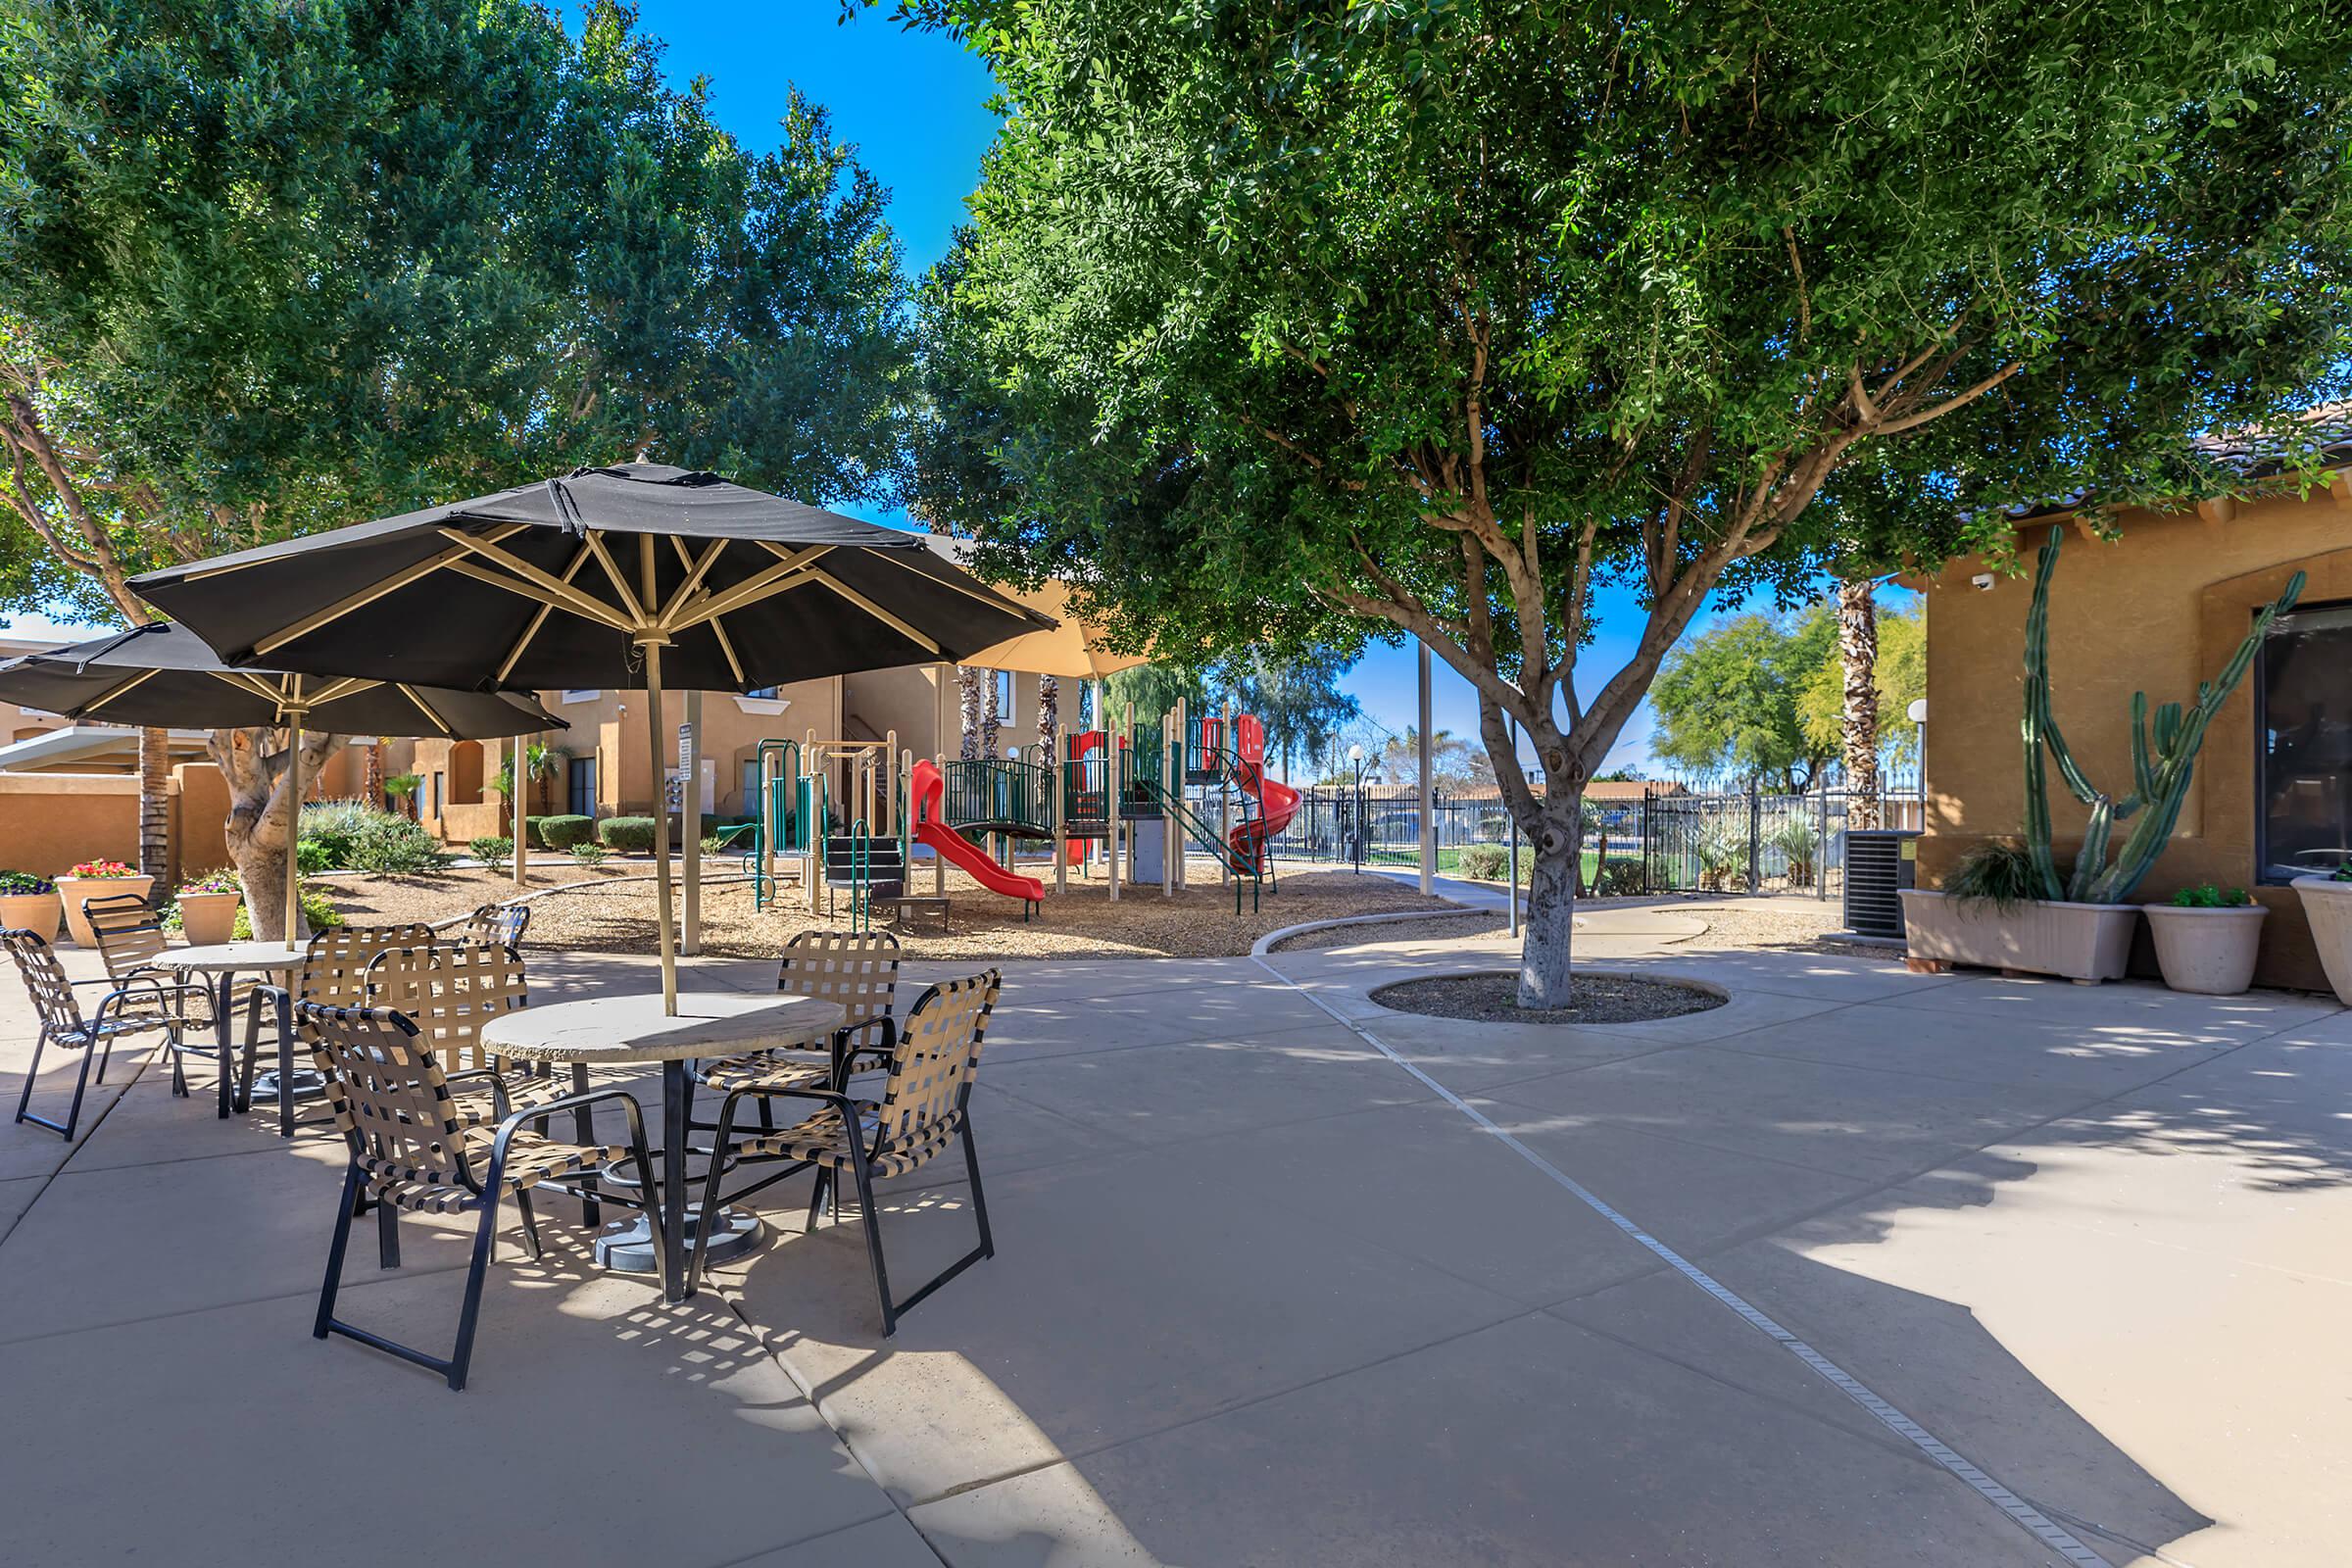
[363,942,537,1111]
[80,891,218,1100]
[693,928,903,1104]
[4,927,211,1141]
[692,968,1001,1334]
[236,921,439,1118]
[461,902,530,956]
[303,1001,658,1392]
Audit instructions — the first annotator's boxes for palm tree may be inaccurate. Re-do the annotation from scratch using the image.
[956,665,981,760]
[1838,579,1882,828]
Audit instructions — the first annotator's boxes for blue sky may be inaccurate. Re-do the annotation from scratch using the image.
[4,1,1741,773]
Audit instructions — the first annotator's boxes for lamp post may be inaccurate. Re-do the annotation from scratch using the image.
[1348,743,1367,874]
[1907,698,1929,826]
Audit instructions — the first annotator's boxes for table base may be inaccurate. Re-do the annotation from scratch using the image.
[594,1207,763,1273]
[245,1066,327,1103]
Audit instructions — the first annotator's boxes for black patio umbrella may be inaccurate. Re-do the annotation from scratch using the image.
[132,463,1054,1008]
[0,621,564,942]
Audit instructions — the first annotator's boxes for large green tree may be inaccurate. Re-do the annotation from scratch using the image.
[0,0,909,932]
[908,0,2352,1002]
[1648,609,1838,790]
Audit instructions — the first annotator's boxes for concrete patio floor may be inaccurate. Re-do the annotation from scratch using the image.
[2,912,2347,1567]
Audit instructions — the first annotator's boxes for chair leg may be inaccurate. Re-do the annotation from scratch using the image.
[689,1092,746,1294]
[376,1196,402,1269]
[845,1145,897,1337]
[96,1031,115,1085]
[804,1168,832,1234]
[446,1189,504,1393]
[513,1187,543,1262]
[961,1115,996,1261]
[569,1063,599,1226]
[13,1028,48,1129]
[315,1163,362,1340]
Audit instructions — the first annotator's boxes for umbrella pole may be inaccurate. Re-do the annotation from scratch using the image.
[513,734,529,888]
[282,707,308,945]
[645,643,677,1014]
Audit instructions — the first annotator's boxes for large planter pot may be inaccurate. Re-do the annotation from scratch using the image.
[1899,889,2140,983]
[2142,904,2268,996]
[2291,877,2352,1005]
[0,890,61,944]
[174,890,244,948]
[53,875,155,947]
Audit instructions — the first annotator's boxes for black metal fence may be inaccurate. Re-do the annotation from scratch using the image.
[1263,777,1923,899]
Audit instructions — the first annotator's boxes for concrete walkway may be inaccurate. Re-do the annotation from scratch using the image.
[2,922,2346,1566]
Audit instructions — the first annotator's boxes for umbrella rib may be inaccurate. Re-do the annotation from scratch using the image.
[707,612,747,684]
[656,538,731,628]
[208,669,288,706]
[497,540,598,683]
[252,523,529,657]
[396,684,455,735]
[304,677,373,709]
[811,570,941,655]
[436,531,635,633]
[669,546,830,631]
[78,666,163,717]
[866,543,1054,622]
[583,530,649,627]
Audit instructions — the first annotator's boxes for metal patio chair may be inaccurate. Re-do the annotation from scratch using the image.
[237,922,437,1114]
[692,928,903,1123]
[462,902,530,956]
[81,890,217,1098]
[691,968,1002,1333]
[303,1002,659,1391]
[4,928,211,1141]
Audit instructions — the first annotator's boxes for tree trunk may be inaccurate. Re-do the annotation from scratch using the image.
[1038,673,1059,762]
[363,741,385,808]
[213,725,345,942]
[1519,794,1582,1006]
[137,726,172,880]
[957,665,981,760]
[1838,578,1882,830]
[980,668,1003,758]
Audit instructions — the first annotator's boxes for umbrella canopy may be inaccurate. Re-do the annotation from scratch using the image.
[0,622,564,737]
[0,622,565,944]
[129,464,1054,691]
[922,539,1149,680]
[130,464,1057,1011]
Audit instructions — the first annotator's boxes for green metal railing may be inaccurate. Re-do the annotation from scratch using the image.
[941,758,1054,836]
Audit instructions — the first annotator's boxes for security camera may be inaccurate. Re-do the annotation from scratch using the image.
[1970,572,1996,591]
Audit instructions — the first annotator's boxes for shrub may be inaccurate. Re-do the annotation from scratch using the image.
[1768,817,1820,886]
[597,815,658,853]
[300,799,450,874]
[232,884,344,939]
[536,814,596,851]
[0,869,53,895]
[1457,843,1508,881]
[2172,883,2253,908]
[1595,859,1643,897]
[469,836,514,863]
[1946,841,2044,910]
[568,842,610,866]
[1694,822,1747,891]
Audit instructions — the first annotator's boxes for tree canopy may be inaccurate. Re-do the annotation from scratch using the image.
[906,0,2352,996]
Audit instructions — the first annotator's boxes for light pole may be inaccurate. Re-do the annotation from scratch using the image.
[1906,698,1929,826]
[1348,743,1367,874]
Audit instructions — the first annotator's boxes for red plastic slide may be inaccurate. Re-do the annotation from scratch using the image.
[1228,713,1300,871]
[910,758,1045,904]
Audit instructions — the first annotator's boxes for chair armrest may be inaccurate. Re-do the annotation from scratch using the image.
[443,1067,513,1124]
[489,1086,647,1155]
[91,980,213,1025]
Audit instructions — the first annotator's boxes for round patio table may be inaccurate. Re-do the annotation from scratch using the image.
[480,990,844,1303]
[149,942,308,1133]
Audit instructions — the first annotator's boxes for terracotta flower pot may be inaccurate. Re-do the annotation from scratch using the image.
[1898,889,2140,983]
[2291,877,2352,1006]
[0,890,62,944]
[2142,903,2268,996]
[54,874,154,947]
[175,890,244,948]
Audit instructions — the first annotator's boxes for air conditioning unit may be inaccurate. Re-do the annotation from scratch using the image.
[1842,829,1920,942]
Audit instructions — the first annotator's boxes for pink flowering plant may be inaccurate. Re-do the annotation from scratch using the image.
[66,858,137,879]
[175,869,241,897]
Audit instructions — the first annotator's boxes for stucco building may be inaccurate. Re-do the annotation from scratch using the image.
[1913,406,2352,992]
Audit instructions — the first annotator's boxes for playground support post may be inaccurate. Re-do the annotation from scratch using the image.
[683,689,702,956]
[1417,641,1436,895]
[1163,703,1178,897]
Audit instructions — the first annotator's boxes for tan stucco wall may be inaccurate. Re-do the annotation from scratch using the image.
[1919,484,2352,991]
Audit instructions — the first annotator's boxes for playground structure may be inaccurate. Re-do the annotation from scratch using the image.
[737,697,1305,927]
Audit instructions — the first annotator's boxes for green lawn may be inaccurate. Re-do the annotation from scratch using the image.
[1364,845,1602,885]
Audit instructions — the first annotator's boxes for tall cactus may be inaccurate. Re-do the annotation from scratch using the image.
[2022,523,2301,904]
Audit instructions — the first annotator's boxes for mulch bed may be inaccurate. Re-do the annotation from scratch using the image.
[1370,969,1727,1025]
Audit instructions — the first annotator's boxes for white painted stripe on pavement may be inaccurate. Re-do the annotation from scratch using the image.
[1252,955,2108,1567]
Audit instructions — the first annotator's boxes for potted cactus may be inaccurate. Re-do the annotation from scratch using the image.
[2291,859,2352,1005]
[2144,884,2268,996]
[0,870,61,943]
[170,869,245,947]
[1904,524,2301,982]
[52,858,155,948]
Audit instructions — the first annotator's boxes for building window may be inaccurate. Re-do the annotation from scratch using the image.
[2258,599,2352,883]
[560,689,598,705]
[996,670,1015,736]
[429,771,444,820]
[567,755,597,817]
[746,686,778,701]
